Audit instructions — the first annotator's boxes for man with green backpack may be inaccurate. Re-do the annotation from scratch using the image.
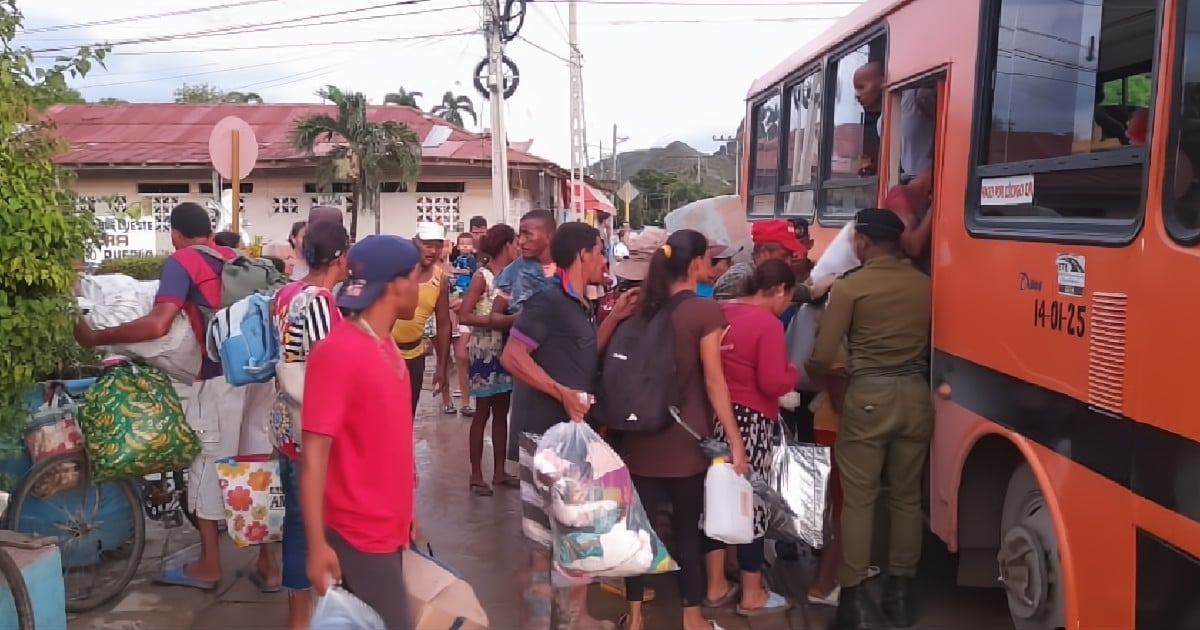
[75,201,287,591]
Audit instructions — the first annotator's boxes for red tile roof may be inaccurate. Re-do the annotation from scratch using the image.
[44,103,562,171]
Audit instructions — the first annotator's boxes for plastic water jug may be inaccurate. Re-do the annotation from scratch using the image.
[703,457,755,544]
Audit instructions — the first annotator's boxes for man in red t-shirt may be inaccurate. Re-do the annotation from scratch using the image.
[300,235,423,629]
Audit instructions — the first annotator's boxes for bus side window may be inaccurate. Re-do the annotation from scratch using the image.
[974,0,1156,223]
[821,36,885,220]
[1166,1,1200,239]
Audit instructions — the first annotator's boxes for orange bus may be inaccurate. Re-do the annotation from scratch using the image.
[741,0,1200,628]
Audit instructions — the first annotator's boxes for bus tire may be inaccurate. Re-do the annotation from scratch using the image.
[998,463,1066,630]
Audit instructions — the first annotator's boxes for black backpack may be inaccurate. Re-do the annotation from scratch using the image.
[595,292,692,433]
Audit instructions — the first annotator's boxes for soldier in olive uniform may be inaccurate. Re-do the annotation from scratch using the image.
[807,208,933,630]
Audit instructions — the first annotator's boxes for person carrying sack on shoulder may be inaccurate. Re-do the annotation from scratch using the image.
[73,202,280,592]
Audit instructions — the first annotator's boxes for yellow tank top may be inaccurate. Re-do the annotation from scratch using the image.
[391,266,444,359]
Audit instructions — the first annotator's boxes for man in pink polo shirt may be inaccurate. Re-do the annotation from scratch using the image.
[300,235,423,629]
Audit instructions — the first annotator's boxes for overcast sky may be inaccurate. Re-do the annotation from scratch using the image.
[23,0,857,167]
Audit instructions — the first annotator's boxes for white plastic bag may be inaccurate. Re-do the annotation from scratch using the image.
[786,304,822,392]
[531,422,677,579]
[311,586,386,630]
[810,222,860,283]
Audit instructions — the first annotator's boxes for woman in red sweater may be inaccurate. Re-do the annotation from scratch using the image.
[702,259,801,617]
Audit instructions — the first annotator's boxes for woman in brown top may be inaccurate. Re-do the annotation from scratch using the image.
[618,229,749,630]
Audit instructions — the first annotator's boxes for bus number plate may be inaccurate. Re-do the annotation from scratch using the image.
[1033,299,1086,338]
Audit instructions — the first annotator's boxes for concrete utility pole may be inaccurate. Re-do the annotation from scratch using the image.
[484,1,512,224]
[611,123,628,181]
[568,0,589,221]
[714,133,739,191]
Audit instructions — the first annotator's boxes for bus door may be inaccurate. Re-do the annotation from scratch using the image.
[884,73,945,276]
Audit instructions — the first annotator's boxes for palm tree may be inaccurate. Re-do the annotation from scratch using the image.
[430,91,477,128]
[223,91,264,104]
[290,85,422,240]
[383,87,423,109]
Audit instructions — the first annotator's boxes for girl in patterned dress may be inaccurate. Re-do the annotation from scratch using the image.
[703,259,800,617]
[457,224,520,496]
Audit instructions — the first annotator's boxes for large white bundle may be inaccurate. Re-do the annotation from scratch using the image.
[810,222,860,283]
[76,274,202,384]
[664,195,752,265]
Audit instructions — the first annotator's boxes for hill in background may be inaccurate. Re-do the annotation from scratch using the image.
[590,140,737,195]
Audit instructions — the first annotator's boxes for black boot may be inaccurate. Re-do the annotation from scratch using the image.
[882,575,917,627]
[833,585,885,630]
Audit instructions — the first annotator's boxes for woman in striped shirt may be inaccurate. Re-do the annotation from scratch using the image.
[270,220,350,629]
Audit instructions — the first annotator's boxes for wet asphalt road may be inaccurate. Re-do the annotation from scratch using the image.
[413,366,1014,630]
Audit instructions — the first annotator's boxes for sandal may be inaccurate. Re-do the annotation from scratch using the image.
[701,582,740,608]
[494,474,521,488]
[736,590,792,617]
[442,403,457,414]
[470,481,494,496]
[460,405,475,416]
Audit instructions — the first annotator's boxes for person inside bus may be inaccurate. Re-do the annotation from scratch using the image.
[885,171,934,265]
[853,61,884,176]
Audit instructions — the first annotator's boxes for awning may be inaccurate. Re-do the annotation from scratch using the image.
[570,181,617,215]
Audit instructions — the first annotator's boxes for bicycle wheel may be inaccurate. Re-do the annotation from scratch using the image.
[6,451,145,613]
[0,547,35,630]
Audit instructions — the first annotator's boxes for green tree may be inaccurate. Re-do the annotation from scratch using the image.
[627,168,709,226]
[36,84,84,108]
[383,87,422,109]
[223,91,263,104]
[173,82,225,103]
[96,97,128,104]
[430,91,477,127]
[0,0,104,452]
[290,85,422,240]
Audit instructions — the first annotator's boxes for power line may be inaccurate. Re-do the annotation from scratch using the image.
[29,2,472,53]
[25,0,287,33]
[516,35,570,64]
[539,0,860,5]
[77,54,323,88]
[586,15,850,24]
[41,30,476,57]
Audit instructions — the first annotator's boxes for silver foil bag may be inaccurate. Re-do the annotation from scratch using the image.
[766,431,832,549]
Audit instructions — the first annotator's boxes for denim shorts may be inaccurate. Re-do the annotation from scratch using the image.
[278,453,310,590]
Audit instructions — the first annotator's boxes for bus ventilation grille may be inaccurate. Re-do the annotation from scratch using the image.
[1087,292,1128,414]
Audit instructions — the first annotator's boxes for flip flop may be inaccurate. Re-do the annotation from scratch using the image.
[470,481,494,496]
[241,568,282,593]
[442,403,457,414]
[736,591,792,617]
[460,406,475,416]
[494,474,521,488]
[701,582,740,608]
[157,565,217,591]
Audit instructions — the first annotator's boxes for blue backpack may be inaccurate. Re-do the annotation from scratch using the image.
[204,292,279,386]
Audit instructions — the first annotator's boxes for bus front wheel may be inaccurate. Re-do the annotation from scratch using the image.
[998,463,1066,630]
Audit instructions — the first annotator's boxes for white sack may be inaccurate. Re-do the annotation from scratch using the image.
[810,222,860,283]
[77,274,202,384]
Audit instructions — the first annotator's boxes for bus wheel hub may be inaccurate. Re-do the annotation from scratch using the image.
[998,524,1048,620]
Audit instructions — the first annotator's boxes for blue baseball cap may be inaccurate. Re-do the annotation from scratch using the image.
[337,235,421,311]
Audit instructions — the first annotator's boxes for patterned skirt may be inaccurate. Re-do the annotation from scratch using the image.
[467,327,513,398]
[713,404,778,538]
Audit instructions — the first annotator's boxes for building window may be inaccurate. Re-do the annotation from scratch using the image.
[974,0,1155,225]
[310,194,354,212]
[198,182,253,195]
[148,196,180,232]
[416,195,462,230]
[136,183,190,195]
[272,197,300,214]
[415,181,466,193]
[75,195,128,214]
[821,37,884,219]
[303,182,354,194]
[380,181,409,193]
[1168,0,1200,241]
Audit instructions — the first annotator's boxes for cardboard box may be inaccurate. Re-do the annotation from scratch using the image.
[404,547,488,630]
